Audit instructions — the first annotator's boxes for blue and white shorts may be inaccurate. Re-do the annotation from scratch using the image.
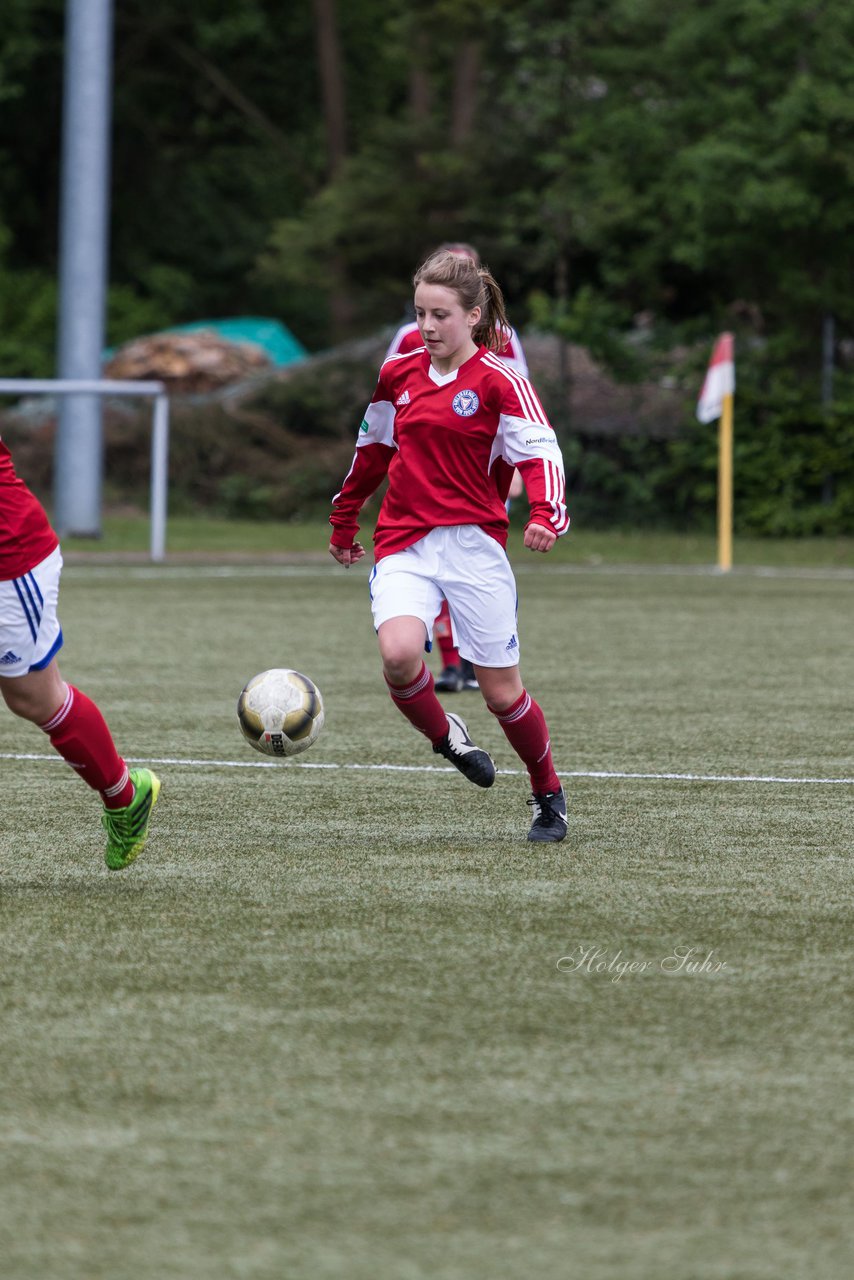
[369,525,521,668]
[0,546,64,678]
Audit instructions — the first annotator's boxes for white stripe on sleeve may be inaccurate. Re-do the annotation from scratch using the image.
[494,414,569,534]
[357,399,396,449]
[483,352,550,427]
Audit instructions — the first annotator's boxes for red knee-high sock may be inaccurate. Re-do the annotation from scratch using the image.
[385,662,450,744]
[434,601,460,667]
[489,690,561,794]
[39,685,134,808]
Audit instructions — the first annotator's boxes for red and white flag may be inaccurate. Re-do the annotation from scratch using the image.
[696,333,735,423]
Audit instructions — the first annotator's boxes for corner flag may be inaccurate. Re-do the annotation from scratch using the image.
[697,333,735,571]
[696,333,735,423]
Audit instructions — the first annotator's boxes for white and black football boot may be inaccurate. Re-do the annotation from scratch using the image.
[433,712,496,788]
[527,786,568,843]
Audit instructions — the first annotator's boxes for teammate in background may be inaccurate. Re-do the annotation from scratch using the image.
[0,439,160,869]
[384,242,528,694]
[329,249,570,843]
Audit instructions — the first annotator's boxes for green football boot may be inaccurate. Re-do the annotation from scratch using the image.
[102,767,161,870]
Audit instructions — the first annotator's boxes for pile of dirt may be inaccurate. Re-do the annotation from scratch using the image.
[103,330,273,394]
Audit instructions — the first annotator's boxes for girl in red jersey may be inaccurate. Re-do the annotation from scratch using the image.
[0,439,160,868]
[385,241,527,694]
[329,250,569,842]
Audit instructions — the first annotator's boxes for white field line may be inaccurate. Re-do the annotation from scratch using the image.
[1,752,852,786]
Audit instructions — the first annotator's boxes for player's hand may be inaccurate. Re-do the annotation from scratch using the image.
[524,522,557,553]
[329,540,366,569]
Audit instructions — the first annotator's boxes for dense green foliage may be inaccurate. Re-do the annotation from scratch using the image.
[2,0,854,529]
[566,396,854,535]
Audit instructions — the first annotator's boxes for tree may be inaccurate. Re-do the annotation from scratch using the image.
[2,0,854,377]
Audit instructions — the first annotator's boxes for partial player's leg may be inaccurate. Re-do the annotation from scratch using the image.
[440,530,565,842]
[377,616,495,788]
[372,543,495,788]
[1,660,161,868]
[0,550,159,868]
[0,656,66,724]
[476,666,566,842]
[379,614,449,740]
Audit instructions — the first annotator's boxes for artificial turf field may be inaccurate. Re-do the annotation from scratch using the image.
[1,554,851,1279]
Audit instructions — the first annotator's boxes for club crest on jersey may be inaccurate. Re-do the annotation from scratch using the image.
[452,389,479,417]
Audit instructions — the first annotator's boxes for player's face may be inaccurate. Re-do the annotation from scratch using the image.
[414,283,480,370]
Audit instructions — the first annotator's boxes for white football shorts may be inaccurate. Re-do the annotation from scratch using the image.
[0,546,64,678]
[369,525,521,668]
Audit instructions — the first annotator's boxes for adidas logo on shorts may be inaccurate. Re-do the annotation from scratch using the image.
[1,650,22,665]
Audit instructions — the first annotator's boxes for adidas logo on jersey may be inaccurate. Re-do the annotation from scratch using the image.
[1,650,22,666]
[395,390,411,406]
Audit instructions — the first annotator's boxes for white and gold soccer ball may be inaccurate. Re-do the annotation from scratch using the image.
[237,668,325,757]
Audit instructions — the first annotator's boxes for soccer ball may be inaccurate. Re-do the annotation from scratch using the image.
[237,668,325,757]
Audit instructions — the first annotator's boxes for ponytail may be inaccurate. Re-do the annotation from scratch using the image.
[472,268,510,353]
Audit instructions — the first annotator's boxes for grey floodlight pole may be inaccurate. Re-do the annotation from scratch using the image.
[54,0,115,536]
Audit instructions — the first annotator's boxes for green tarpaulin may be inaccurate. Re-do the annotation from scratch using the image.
[166,317,308,367]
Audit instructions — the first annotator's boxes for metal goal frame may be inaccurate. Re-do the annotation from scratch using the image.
[0,378,169,562]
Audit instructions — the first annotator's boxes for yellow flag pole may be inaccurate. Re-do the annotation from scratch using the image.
[717,392,734,572]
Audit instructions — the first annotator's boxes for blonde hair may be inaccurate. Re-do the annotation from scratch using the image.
[413,250,510,352]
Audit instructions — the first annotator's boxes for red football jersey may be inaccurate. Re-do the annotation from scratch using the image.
[385,320,529,376]
[0,438,59,580]
[330,345,568,560]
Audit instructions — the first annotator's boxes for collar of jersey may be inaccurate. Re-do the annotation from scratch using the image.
[425,345,485,387]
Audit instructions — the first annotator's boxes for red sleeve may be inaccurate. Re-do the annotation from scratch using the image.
[329,443,395,547]
[514,454,568,537]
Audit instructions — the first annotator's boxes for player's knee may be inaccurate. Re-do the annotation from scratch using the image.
[382,651,422,686]
[378,624,424,685]
[478,668,524,712]
[1,672,65,725]
[379,632,423,684]
[1,679,41,722]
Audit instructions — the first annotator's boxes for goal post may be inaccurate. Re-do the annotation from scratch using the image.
[0,378,169,562]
